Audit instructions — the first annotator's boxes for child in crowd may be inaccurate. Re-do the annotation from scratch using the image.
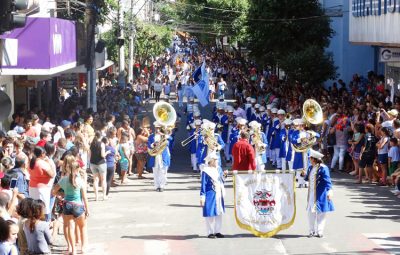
[23,200,52,255]
[16,198,33,255]
[0,218,19,255]
[388,138,400,177]
[376,128,391,186]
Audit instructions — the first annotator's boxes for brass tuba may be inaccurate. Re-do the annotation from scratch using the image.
[292,99,323,152]
[147,102,177,156]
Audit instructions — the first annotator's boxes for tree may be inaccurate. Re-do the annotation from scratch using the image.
[158,0,249,44]
[247,0,337,84]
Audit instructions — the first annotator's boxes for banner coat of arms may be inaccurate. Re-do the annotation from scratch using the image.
[233,172,296,237]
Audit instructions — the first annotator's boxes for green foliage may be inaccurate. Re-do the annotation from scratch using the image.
[278,46,337,85]
[158,0,249,44]
[247,0,336,84]
[134,21,173,62]
[56,0,118,24]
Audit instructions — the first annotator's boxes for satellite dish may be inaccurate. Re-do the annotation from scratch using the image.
[0,91,12,122]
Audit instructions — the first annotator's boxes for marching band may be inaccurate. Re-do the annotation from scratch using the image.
[146,95,333,238]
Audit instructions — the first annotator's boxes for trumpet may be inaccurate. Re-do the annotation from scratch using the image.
[181,128,202,147]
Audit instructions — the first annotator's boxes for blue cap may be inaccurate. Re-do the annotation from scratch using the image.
[60,120,72,128]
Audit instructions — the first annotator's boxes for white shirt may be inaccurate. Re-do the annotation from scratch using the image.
[388,146,400,162]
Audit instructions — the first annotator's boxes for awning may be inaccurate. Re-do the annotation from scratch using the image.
[97,60,114,71]
[0,17,77,75]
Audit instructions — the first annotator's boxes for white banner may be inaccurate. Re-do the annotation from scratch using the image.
[234,172,296,237]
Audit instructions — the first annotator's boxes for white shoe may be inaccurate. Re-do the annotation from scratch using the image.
[349,170,357,176]
[394,191,400,196]
[390,189,399,194]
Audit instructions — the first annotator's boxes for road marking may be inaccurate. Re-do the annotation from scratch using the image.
[363,233,400,255]
[321,241,338,253]
[144,240,171,255]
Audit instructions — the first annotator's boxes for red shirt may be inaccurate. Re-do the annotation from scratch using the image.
[36,139,47,147]
[232,139,256,171]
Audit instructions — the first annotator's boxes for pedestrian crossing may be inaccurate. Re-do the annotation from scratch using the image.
[363,233,400,255]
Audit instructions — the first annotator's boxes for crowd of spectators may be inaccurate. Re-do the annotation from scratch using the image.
[1,35,400,254]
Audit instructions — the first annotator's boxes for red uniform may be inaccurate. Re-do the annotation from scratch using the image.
[232,138,256,171]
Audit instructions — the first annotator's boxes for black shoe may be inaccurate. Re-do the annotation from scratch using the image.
[316,233,323,238]
[307,232,314,238]
[208,234,216,239]
[215,233,224,238]
[156,188,160,192]
[159,188,164,192]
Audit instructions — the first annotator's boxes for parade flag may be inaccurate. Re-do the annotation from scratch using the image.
[191,61,209,107]
[233,171,296,237]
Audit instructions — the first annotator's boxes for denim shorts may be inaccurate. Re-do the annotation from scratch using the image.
[63,201,85,218]
[90,163,107,175]
[378,153,388,164]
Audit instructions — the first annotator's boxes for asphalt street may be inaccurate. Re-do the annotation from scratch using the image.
[82,96,400,255]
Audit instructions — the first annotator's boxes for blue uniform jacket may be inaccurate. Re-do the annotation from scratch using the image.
[188,129,198,154]
[147,133,172,168]
[266,117,274,145]
[229,127,240,154]
[271,119,281,149]
[246,107,253,121]
[196,133,225,166]
[304,164,335,213]
[290,130,304,170]
[213,114,229,143]
[286,129,294,161]
[186,113,194,127]
[200,168,225,217]
[279,128,289,158]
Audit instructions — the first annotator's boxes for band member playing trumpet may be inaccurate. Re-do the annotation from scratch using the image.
[147,121,172,192]
[249,121,268,171]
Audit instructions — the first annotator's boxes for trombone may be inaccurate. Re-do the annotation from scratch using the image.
[181,128,203,147]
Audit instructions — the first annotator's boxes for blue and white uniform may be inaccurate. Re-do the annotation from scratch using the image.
[304,161,334,236]
[148,130,172,190]
[200,160,226,235]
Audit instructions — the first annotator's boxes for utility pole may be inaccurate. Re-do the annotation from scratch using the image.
[128,0,135,83]
[85,0,97,112]
[117,0,125,88]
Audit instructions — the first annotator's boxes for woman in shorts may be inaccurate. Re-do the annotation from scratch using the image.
[53,160,89,255]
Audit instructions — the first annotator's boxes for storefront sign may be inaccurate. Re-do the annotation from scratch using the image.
[349,1,400,45]
[0,17,77,75]
[352,0,400,17]
[380,48,400,62]
[59,73,79,89]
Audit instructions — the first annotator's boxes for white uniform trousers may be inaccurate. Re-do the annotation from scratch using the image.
[191,153,198,170]
[205,215,222,235]
[153,166,168,189]
[275,148,281,168]
[270,149,276,164]
[308,211,327,235]
[224,143,231,161]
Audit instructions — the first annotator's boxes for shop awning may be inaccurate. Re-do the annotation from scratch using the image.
[0,17,77,75]
[97,60,114,71]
